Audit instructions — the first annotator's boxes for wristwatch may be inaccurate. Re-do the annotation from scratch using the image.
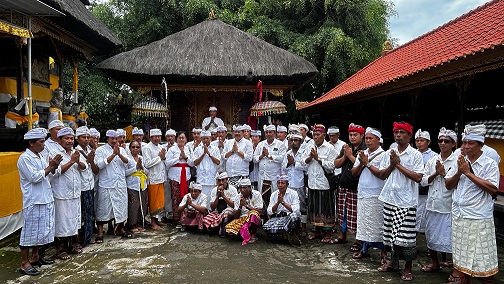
[366,163,371,168]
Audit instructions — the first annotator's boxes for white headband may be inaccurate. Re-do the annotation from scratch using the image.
[365,127,382,139]
[57,127,74,137]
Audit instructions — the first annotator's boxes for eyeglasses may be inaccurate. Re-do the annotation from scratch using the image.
[131,146,141,149]
[438,139,452,144]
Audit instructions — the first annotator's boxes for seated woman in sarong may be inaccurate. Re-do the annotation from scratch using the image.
[262,174,301,246]
[202,172,239,237]
[225,178,263,245]
[177,182,208,232]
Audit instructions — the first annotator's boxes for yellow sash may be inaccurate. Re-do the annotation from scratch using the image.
[130,170,148,190]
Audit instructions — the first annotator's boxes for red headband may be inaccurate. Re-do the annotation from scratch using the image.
[348,124,364,134]
[311,124,326,133]
[393,122,413,134]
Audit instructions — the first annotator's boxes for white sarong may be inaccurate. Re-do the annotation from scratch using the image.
[95,186,128,223]
[424,210,451,253]
[19,203,55,246]
[54,198,80,238]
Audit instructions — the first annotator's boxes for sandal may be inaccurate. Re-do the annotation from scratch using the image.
[95,236,104,244]
[55,251,71,260]
[448,274,461,283]
[377,263,396,272]
[352,252,370,259]
[67,245,82,254]
[350,242,362,252]
[306,232,321,240]
[247,237,258,244]
[441,261,453,268]
[421,264,441,272]
[122,231,134,238]
[401,272,413,281]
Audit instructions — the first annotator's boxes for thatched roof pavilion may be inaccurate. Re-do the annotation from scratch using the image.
[96,18,317,90]
[96,18,317,132]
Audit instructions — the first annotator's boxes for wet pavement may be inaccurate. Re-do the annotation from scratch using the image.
[1,224,503,284]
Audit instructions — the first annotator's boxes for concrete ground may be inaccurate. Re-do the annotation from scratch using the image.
[0,224,503,284]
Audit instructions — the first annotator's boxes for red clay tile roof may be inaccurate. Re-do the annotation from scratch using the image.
[298,0,504,110]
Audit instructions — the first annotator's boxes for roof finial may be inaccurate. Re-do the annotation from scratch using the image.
[209,8,216,20]
[382,40,393,56]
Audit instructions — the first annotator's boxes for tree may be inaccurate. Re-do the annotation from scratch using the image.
[85,0,394,123]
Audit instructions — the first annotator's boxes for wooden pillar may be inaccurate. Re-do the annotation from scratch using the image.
[454,75,474,144]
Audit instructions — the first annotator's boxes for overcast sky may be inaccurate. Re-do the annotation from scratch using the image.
[389,0,489,45]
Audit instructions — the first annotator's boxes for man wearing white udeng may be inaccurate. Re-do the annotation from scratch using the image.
[94,130,130,241]
[202,106,224,131]
[142,128,168,230]
[190,130,221,206]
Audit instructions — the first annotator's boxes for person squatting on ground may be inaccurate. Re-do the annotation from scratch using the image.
[262,174,301,246]
[225,178,263,245]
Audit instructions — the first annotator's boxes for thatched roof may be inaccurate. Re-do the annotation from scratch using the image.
[96,19,318,89]
[41,0,121,51]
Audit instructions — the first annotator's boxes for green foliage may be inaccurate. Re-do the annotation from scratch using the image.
[83,0,394,122]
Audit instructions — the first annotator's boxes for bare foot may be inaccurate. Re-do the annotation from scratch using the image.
[151,224,161,231]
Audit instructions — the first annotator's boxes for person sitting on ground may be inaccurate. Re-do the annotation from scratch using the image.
[202,172,239,237]
[262,174,301,246]
[177,181,208,232]
[225,178,263,245]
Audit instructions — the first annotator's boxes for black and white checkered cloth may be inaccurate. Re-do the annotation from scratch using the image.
[455,120,504,139]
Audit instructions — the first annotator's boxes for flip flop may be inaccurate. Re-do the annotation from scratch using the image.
[441,261,453,268]
[350,242,362,252]
[122,231,134,238]
[421,265,442,272]
[95,236,104,244]
[352,252,370,259]
[55,251,71,260]
[401,272,414,281]
[377,263,396,272]
[247,237,258,244]
[306,232,321,240]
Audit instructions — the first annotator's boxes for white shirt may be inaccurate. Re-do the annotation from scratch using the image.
[378,145,424,208]
[75,144,94,191]
[420,152,457,213]
[299,140,337,190]
[17,149,54,208]
[253,138,287,181]
[142,142,166,185]
[40,137,60,160]
[353,147,386,198]
[179,193,208,211]
[235,190,263,217]
[446,153,499,219]
[454,145,501,164]
[125,154,148,191]
[202,116,224,131]
[209,184,239,212]
[331,139,346,175]
[94,143,129,189]
[49,144,85,199]
[282,149,306,189]
[267,188,300,216]
[190,144,221,186]
[165,145,191,183]
[223,138,253,177]
[210,138,229,173]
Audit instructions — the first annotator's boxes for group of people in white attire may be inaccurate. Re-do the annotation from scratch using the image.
[17,105,500,283]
